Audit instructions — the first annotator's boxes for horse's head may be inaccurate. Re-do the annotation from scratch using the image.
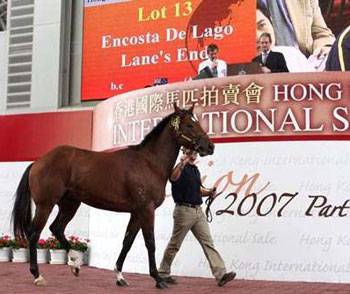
[170,103,214,156]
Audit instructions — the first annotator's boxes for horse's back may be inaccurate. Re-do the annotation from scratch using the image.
[29,145,165,210]
[33,145,88,172]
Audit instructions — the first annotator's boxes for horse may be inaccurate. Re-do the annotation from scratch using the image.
[11,103,214,289]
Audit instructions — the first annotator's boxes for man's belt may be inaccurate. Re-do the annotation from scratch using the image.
[176,202,201,208]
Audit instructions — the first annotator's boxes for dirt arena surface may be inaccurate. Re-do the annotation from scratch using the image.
[2,263,350,294]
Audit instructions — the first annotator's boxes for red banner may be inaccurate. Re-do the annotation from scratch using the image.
[0,111,93,161]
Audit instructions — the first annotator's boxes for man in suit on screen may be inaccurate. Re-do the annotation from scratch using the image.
[252,32,289,73]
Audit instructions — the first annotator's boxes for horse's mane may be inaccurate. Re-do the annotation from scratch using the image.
[129,112,175,151]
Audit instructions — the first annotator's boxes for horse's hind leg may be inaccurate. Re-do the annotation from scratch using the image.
[29,204,54,286]
[115,213,140,286]
[49,197,81,276]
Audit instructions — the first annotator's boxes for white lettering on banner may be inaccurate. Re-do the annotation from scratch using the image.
[113,118,162,145]
[254,109,276,133]
[110,82,124,91]
[101,24,234,51]
[231,110,253,134]
[277,108,302,132]
[304,108,324,131]
[333,107,349,131]
[166,25,234,42]
[109,81,349,147]
[192,24,234,40]
[112,107,334,146]
[166,28,186,41]
[273,83,343,102]
[202,112,220,135]
[202,108,325,135]
[121,53,160,67]
[121,50,172,67]
[176,47,207,62]
[101,33,160,48]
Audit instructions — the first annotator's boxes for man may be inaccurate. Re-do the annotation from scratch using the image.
[158,148,236,287]
[258,0,335,58]
[326,25,350,71]
[252,32,289,73]
[198,43,227,78]
[256,4,315,72]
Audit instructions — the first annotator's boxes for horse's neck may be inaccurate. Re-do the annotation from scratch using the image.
[142,125,180,179]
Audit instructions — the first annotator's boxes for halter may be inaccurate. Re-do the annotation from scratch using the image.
[170,115,201,151]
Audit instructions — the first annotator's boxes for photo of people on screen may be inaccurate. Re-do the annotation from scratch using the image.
[256,0,335,72]
[252,33,289,73]
[198,44,227,78]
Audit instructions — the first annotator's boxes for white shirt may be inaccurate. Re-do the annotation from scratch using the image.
[198,58,227,77]
[272,46,316,72]
[262,50,271,64]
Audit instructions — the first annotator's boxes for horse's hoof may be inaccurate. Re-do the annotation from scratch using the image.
[116,279,129,287]
[34,275,47,286]
[71,267,80,277]
[156,281,169,289]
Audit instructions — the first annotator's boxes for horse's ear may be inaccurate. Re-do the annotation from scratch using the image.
[173,102,180,113]
[188,103,195,114]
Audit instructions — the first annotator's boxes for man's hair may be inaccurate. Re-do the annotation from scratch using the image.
[259,32,272,43]
[207,43,219,53]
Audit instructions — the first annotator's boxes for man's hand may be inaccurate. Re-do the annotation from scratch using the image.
[261,66,271,73]
[313,46,331,59]
[209,187,217,199]
[180,153,191,166]
[170,153,191,182]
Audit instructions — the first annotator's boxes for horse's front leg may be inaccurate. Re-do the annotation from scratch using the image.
[115,213,140,287]
[141,206,168,289]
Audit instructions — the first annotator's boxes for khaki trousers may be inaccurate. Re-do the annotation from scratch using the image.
[159,204,226,280]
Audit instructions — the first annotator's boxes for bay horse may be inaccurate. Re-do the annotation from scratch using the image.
[12,104,214,289]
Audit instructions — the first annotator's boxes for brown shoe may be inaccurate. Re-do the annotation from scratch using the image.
[218,271,236,287]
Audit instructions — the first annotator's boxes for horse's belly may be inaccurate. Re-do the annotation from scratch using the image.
[71,190,131,212]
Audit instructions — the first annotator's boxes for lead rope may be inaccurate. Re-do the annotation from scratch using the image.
[205,187,216,223]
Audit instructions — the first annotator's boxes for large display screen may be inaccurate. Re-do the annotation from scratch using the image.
[82,0,256,100]
[82,0,350,101]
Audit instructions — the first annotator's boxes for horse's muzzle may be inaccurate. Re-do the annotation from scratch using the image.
[197,139,215,156]
[208,142,215,155]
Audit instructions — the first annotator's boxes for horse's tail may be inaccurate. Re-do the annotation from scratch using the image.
[12,163,34,239]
